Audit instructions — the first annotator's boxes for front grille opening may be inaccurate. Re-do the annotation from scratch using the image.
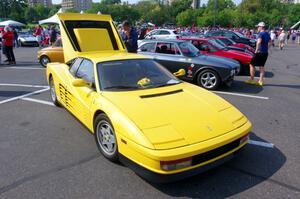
[192,138,241,166]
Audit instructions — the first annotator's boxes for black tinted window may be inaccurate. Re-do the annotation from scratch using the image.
[156,42,179,55]
[159,30,170,35]
[76,59,94,83]
[139,43,156,52]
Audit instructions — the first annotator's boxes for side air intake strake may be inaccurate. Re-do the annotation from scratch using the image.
[140,89,183,99]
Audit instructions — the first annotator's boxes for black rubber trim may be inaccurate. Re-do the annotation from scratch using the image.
[140,89,183,98]
[119,145,246,183]
[192,139,240,166]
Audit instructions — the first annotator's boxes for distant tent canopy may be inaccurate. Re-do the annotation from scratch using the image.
[0,20,25,27]
[39,8,63,25]
[291,21,300,30]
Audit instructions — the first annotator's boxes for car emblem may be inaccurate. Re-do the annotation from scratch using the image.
[206,126,213,132]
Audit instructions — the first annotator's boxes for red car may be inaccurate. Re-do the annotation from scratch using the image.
[214,36,255,54]
[180,37,253,75]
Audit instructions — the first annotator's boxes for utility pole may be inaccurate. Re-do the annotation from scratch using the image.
[214,0,218,27]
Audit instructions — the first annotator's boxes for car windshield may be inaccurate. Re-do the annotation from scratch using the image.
[209,39,226,50]
[214,39,227,48]
[97,59,181,91]
[178,42,200,57]
[235,32,247,38]
[227,38,236,44]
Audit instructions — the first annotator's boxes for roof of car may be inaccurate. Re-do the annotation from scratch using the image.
[179,37,207,41]
[140,39,187,43]
[151,29,176,31]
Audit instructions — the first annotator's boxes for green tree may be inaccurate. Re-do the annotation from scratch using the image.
[176,9,203,26]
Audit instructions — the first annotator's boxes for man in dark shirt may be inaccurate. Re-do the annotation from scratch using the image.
[245,22,271,86]
[121,21,138,53]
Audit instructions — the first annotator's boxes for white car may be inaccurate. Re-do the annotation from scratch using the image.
[18,34,39,47]
[145,29,179,40]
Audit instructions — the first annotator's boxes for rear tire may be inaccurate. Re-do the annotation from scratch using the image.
[197,69,220,90]
[94,114,119,162]
[49,76,60,106]
[40,55,50,67]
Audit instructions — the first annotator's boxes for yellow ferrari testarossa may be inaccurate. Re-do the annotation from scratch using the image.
[46,13,252,183]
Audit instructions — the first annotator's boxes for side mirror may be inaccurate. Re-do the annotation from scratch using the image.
[72,79,92,87]
[173,69,186,77]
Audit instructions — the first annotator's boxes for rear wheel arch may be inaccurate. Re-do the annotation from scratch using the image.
[193,66,220,83]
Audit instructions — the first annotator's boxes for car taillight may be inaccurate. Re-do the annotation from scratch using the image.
[161,157,192,171]
[240,134,249,145]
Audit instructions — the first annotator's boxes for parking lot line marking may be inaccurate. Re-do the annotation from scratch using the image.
[248,140,274,148]
[21,97,54,106]
[213,91,269,100]
[0,66,44,70]
[0,83,48,88]
[0,87,50,105]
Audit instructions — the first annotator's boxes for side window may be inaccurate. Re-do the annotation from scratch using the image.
[69,58,83,76]
[224,32,234,38]
[53,39,62,47]
[199,42,209,51]
[159,30,170,35]
[192,41,200,49]
[139,43,156,52]
[156,42,179,55]
[75,59,95,83]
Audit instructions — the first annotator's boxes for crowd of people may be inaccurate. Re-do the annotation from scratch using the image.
[0,24,59,65]
[1,20,300,66]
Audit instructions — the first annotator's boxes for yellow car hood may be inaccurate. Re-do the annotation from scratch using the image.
[103,83,247,149]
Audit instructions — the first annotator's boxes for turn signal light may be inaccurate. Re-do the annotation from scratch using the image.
[240,134,249,145]
[161,157,192,171]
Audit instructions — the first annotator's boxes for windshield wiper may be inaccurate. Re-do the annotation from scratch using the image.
[154,82,181,88]
[104,86,140,90]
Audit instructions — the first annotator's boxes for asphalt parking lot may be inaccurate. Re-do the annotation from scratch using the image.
[0,45,299,199]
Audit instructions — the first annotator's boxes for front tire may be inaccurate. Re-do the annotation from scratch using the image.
[94,114,119,162]
[49,76,60,106]
[197,69,220,90]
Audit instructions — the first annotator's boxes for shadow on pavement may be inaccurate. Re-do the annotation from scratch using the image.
[220,80,264,94]
[265,84,300,89]
[146,133,287,198]
[0,91,30,98]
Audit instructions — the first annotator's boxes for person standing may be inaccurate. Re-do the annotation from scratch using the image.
[278,30,286,50]
[245,22,270,86]
[34,25,43,48]
[2,26,16,65]
[50,25,57,45]
[121,21,138,53]
[13,28,19,48]
[270,30,276,47]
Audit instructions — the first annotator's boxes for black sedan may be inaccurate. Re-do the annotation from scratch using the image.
[138,39,240,90]
[205,30,256,48]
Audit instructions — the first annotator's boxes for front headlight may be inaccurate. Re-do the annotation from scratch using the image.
[231,69,235,76]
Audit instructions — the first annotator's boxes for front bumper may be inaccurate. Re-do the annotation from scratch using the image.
[118,120,252,183]
[120,141,247,183]
[20,41,38,46]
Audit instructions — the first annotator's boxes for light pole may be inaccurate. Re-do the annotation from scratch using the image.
[214,0,217,27]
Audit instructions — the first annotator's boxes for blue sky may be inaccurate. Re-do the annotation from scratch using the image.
[52,0,242,5]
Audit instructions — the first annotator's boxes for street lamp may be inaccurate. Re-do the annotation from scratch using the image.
[214,0,217,27]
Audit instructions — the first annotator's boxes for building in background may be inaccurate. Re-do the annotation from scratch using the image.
[62,0,93,11]
[28,0,52,8]
[166,0,201,8]
[192,0,201,8]
[281,0,300,3]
